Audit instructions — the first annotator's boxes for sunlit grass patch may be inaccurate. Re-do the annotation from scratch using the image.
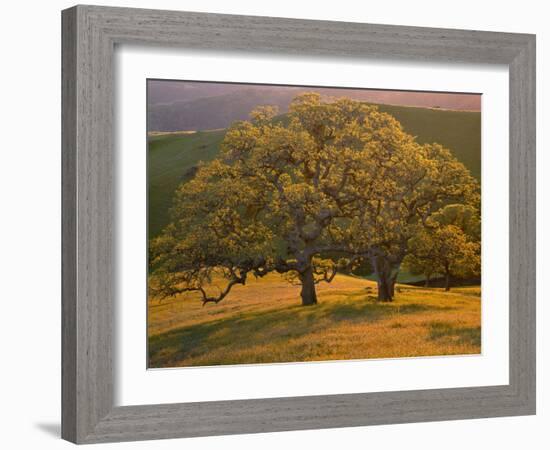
[148,273,481,368]
[428,321,481,346]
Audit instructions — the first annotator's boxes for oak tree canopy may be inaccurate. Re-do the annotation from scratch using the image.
[149,93,480,305]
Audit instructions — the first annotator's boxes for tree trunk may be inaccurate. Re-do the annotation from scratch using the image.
[444,271,451,291]
[371,255,394,302]
[377,275,393,301]
[389,272,398,297]
[424,274,431,288]
[299,266,318,306]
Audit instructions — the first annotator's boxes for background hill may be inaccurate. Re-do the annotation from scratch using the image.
[148,129,226,238]
[148,88,297,131]
[148,103,481,240]
[148,86,481,133]
[147,82,481,132]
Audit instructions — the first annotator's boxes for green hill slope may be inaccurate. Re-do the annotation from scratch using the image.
[148,105,480,239]
[378,104,481,179]
[148,130,226,238]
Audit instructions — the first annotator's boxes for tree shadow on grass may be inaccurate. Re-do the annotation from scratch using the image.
[428,321,481,347]
[149,296,454,367]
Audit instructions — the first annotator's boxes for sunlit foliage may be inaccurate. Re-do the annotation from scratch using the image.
[149,93,479,305]
[403,204,481,290]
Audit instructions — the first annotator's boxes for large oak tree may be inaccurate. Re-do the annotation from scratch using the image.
[149,93,479,305]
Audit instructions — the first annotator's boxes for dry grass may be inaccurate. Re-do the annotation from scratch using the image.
[148,273,481,368]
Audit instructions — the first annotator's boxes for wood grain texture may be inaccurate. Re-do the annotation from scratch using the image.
[61,7,77,443]
[61,4,536,444]
[508,36,536,407]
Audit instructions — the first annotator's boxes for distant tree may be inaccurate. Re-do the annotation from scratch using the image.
[430,203,481,241]
[150,93,479,306]
[403,204,481,290]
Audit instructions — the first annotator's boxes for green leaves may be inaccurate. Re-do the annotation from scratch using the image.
[403,207,481,285]
[151,93,480,303]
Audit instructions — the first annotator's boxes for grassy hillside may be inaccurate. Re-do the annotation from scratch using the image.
[148,273,481,367]
[148,104,480,239]
[148,129,225,238]
[378,104,481,179]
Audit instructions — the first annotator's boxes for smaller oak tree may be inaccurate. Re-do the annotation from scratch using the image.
[403,204,481,290]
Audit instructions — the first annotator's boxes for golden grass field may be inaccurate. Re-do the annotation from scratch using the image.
[148,273,481,368]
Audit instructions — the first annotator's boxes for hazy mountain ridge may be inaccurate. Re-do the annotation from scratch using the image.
[147,87,481,132]
[148,88,296,132]
[147,81,257,105]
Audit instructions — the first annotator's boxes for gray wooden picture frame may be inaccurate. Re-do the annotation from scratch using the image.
[61,4,536,444]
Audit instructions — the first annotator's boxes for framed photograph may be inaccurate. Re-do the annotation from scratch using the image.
[62,5,536,444]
